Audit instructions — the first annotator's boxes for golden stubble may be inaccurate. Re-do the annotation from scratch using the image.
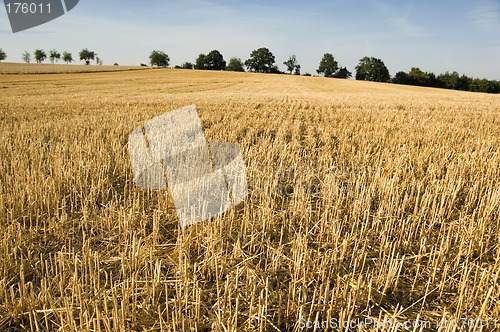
[0,67,499,331]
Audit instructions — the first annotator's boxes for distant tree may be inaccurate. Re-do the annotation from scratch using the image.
[391,71,409,84]
[469,78,495,93]
[49,49,61,64]
[269,65,283,74]
[80,48,96,65]
[245,47,275,73]
[303,72,312,76]
[406,67,437,87]
[457,74,472,91]
[494,81,500,94]
[195,50,226,70]
[283,55,300,75]
[182,62,194,69]
[34,49,47,63]
[226,57,245,72]
[294,64,301,75]
[194,54,206,70]
[207,50,226,70]
[114,62,119,66]
[481,79,500,93]
[334,66,352,79]
[355,56,390,82]
[96,57,103,65]
[484,80,500,93]
[149,50,169,67]
[0,49,6,61]
[437,71,460,89]
[62,51,73,64]
[406,67,427,86]
[22,51,31,63]
[317,53,339,77]
[194,55,204,69]
[427,71,438,87]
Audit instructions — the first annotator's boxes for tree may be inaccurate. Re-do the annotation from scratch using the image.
[22,51,31,63]
[182,62,193,69]
[62,51,73,64]
[207,50,226,70]
[0,49,6,61]
[391,71,408,84]
[80,48,96,65]
[149,50,169,67]
[34,49,47,63]
[226,57,245,72]
[317,53,339,78]
[472,78,500,93]
[194,50,226,70]
[49,49,61,64]
[469,78,489,93]
[96,57,103,65]
[457,74,472,91]
[406,67,435,86]
[437,71,459,89]
[269,65,282,74]
[483,80,500,93]
[334,67,351,79]
[245,47,275,73]
[294,64,301,75]
[194,54,206,70]
[355,56,390,82]
[283,55,300,75]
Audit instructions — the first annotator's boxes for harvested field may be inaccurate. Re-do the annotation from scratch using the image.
[1,67,499,331]
[0,62,148,74]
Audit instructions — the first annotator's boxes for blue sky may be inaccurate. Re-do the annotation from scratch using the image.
[1,0,499,79]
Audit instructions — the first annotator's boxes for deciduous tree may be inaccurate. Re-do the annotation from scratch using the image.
[195,50,226,70]
[80,48,96,65]
[62,51,73,64]
[34,49,47,63]
[149,50,169,68]
[334,66,351,79]
[22,51,31,63]
[283,55,300,75]
[245,47,275,73]
[226,57,245,72]
[317,53,339,78]
[49,49,61,64]
[355,56,390,82]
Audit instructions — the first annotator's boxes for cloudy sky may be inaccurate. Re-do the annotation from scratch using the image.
[1,0,499,79]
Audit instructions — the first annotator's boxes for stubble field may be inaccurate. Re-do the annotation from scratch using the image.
[0,62,148,74]
[0,67,499,331]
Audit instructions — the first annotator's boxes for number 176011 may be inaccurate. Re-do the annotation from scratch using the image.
[6,3,51,14]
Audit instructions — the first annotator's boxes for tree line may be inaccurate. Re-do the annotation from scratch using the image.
[0,48,103,65]
[150,49,499,94]
[1,47,497,94]
[392,68,500,94]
